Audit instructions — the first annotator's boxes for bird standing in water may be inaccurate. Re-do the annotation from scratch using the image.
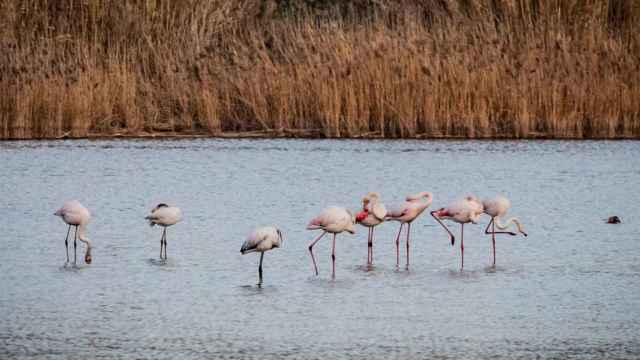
[145,204,182,260]
[482,195,527,267]
[54,200,92,266]
[385,192,433,268]
[240,226,283,286]
[307,206,356,278]
[355,192,387,265]
[431,195,483,269]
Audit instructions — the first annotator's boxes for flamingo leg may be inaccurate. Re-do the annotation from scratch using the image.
[159,228,164,259]
[64,225,71,264]
[484,217,517,236]
[73,225,78,266]
[431,211,455,245]
[406,222,411,268]
[308,231,326,276]
[163,228,168,260]
[460,223,465,270]
[370,227,375,265]
[484,216,517,267]
[492,220,496,267]
[367,227,373,265]
[331,233,337,278]
[258,252,264,287]
[394,223,404,267]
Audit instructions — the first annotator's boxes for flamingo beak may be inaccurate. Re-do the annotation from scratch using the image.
[85,254,92,264]
[451,236,455,246]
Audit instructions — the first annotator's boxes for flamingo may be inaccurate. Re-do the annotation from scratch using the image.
[430,195,483,269]
[307,206,356,277]
[385,192,433,268]
[145,204,182,260]
[355,192,387,265]
[54,200,92,265]
[240,226,283,286]
[482,195,527,266]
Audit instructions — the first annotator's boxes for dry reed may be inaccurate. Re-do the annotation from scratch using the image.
[1,0,639,139]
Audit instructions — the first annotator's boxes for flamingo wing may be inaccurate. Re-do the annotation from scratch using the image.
[385,204,407,219]
[306,214,326,230]
[146,206,182,226]
[241,230,266,254]
[372,202,387,220]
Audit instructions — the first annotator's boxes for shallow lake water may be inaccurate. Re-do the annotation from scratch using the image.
[1,139,639,359]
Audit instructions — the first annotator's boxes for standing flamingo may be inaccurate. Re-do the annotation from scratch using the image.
[430,195,483,269]
[240,226,283,287]
[385,192,433,268]
[307,206,356,278]
[145,204,182,260]
[355,192,387,265]
[482,195,527,266]
[54,200,92,265]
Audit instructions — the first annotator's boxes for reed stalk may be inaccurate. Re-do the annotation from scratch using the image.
[1,0,639,139]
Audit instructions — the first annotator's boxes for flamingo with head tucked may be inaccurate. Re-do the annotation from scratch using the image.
[431,195,483,269]
[307,206,356,278]
[355,192,387,265]
[54,200,92,266]
[145,203,182,260]
[482,195,527,266]
[385,192,433,268]
[241,226,283,286]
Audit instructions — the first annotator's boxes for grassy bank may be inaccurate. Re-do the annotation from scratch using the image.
[1,0,639,140]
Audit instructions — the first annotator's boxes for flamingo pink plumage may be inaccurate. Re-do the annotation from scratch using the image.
[307,206,356,278]
[385,192,433,268]
[430,195,483,269]
[355,192,387,265]
[482,195,527,266]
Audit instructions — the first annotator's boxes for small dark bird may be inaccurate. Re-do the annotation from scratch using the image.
[606,216,621,224]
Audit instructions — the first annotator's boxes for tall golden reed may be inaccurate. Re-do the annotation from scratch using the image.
[1,0,639,139]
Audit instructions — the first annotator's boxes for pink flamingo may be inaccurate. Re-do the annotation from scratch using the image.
[430,195,483,269]
[307,206,356,278]
[355,192,387,265]
[385,192,433,268]
[482,195,527,266]
[54,200,92,265]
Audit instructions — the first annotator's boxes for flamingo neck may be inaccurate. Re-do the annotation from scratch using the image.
[495,217,526,234]
[77,224,92,250]
[412,196,429,205]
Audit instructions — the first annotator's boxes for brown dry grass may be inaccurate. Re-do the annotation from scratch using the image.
[1,0,639,139]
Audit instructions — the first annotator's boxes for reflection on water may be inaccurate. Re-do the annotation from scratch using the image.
[1,139,639,359]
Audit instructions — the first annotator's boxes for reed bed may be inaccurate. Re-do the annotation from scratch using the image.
[1,0,639,139]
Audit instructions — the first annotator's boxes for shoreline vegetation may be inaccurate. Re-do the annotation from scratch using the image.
[1,0,639,140]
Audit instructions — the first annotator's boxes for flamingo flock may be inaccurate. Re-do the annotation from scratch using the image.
[54,194,527,284]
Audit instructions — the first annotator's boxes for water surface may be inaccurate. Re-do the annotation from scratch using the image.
[1,139,639,359]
